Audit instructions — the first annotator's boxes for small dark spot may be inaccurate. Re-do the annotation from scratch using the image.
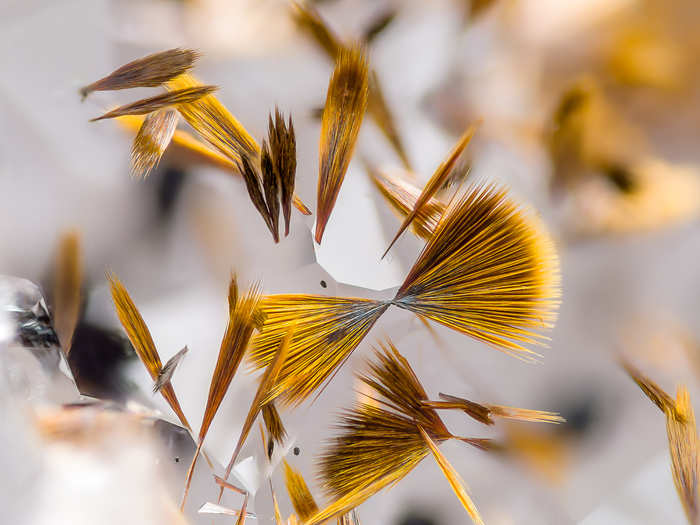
[604,164,637,194]
[175,457,179,463]
[155,166,189,223]
[554,87,588,127]
[396,512,438,525]
[267,438,274,460]
[363,8,397,44]
[558,395,599,438]
[320,280,327,288]
[293,446,300,456]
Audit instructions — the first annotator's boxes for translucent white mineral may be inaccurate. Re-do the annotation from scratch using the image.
[0,275,79,404]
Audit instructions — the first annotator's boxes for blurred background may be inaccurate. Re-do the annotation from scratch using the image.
[2,0,700,523]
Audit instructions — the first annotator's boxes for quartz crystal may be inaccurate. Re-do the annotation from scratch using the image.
[0,275,79,404]
[0,275,236,524]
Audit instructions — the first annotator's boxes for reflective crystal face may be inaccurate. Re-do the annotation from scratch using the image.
[0,275,78,403]
[1,276,57,345]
